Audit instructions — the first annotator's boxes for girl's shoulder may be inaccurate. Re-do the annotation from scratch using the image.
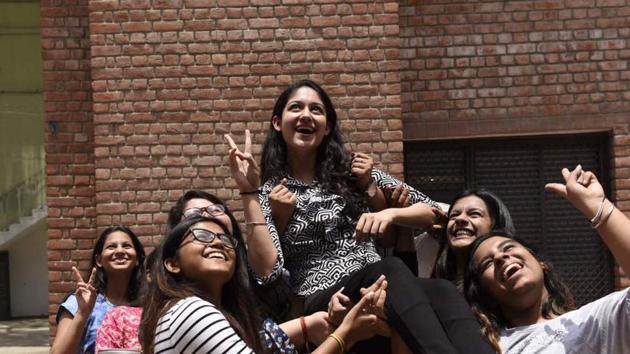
[56,292,109,321]
[169,296,218,314]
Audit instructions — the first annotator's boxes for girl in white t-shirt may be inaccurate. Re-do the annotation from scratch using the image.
[465,165,630,354]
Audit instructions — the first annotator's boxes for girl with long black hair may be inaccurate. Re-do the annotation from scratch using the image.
[465,166,630,353]
[433,189,515,289]
[140,214,383,354]
[242,79,495,353]
[52,225,146,354]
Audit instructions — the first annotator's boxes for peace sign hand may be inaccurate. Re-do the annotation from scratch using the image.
[72,266,97,317]
[224,129,260,193]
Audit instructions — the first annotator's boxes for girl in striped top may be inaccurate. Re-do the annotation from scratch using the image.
[140,213,383,354]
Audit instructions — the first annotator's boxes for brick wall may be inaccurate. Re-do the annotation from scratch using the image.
[42,0,95,336]
[43,0,630,337]
[87,0,403,239]
[399,0,630,287]
[43,0,404,336]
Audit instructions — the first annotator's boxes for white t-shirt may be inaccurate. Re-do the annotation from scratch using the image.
[154,296,254,354]
[500,288,630,354]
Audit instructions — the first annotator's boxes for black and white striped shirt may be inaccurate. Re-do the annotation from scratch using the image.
[154,297,253,354]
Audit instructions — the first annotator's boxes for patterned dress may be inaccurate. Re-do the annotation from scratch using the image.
[95,306,142,353]
[257,168,437,297]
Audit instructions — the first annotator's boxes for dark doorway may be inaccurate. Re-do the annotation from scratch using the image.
[0,251,10,319]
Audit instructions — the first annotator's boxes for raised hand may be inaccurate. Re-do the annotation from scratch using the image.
[269,178,297,235]
[544,165,605,219]
[351,152,374,190]
[72,266,97,316]
[224,129,260,193]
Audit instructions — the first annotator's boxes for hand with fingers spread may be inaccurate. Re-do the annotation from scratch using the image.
[386,184,412,208]
[224,129,260,193]
[544,165,605,219]
[353,209,396,241]
[351,152,375,190]
[269,178,297,235]
[72,266,98,316]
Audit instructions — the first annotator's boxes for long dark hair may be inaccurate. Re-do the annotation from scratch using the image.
[434,189,515,282]
[90,225,146,303]
[140,216,264,354]
[167,190,226,230]
[261,79,367,218]
[464,232,575,352]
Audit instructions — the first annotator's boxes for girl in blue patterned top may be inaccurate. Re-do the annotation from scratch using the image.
[52,225,146,354]
[241,79,497,353]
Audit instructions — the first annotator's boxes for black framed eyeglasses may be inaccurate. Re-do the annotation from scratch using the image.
[184,228,238,249]
[183,204,226,219]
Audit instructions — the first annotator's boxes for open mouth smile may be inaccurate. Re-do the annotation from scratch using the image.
[452,228,475,238]
[295,126,315,134]
[501,263,523,283]
[204,249,228,261]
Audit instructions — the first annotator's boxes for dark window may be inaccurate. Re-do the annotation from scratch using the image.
[405,133,614,305]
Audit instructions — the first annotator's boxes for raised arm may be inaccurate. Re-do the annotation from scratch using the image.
[545,165,630,274]
[351,152,388,211]
[51,267,97,354]
[225,130,278,277]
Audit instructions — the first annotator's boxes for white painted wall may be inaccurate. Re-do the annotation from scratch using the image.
[8,221,48,317]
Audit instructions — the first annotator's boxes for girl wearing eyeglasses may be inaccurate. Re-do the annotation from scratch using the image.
[166,190,231,231]
[140,215,384,354]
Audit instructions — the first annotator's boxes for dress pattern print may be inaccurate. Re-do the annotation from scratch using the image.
[258,168,437,297]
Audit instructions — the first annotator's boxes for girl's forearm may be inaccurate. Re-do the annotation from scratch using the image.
[595,202,630,275]
[242,194,278,277]
[51,314,88,354]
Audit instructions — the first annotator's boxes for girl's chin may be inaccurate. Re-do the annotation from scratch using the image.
[287,141,319,153]
[449,237,476,250]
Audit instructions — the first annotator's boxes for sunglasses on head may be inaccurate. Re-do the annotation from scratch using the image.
[183,204,226,219]
[182,228,238,249]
